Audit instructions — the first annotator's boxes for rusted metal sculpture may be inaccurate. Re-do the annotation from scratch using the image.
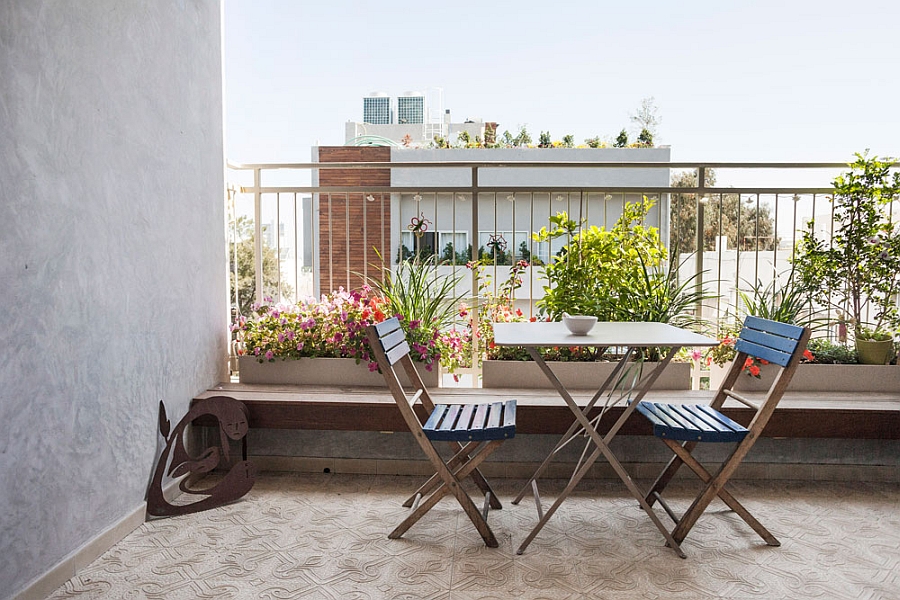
[146,396,255,517]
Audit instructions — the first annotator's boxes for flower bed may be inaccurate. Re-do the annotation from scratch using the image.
[232,288,466,384]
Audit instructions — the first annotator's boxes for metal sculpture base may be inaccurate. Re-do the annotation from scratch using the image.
[147,396,256,517]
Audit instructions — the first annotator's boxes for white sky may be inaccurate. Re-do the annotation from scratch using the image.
[224,0,898,178]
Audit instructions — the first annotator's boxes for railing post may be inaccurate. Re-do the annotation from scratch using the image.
[253,167,263,307]
[695,166,706,324]
[471,166,480,381]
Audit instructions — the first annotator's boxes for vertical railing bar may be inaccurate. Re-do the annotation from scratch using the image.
[716,192,723,321]
[511,190,517,308]
[327,193,333,295]
[229,184,241,315]
[362,189,368,285]
[529,192,535,319]
[345,193,351,290]
[433,190,439,282]
[471,167,480,384]
[253,168,263,307]
[774,192,781,285]
[294,193,299,304]
[695,167,706,329]
[378,193,384,286]
[753,193,761,286]
[276,192,282,301]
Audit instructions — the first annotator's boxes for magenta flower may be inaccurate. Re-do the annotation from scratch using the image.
[265,350,274,360]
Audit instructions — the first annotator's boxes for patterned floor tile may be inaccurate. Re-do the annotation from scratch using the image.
[45,474,900,600]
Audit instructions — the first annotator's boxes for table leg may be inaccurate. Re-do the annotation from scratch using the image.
[515,346,689,558]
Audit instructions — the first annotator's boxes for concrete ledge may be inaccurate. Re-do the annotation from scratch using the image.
[196,382,900,439]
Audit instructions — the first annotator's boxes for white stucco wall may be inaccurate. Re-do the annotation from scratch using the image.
[0,1,227,597]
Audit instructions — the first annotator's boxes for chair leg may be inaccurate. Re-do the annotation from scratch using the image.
[644,440,696,507]
[401,441,502,510]
[664,436,781,546]
[392,439,503,548]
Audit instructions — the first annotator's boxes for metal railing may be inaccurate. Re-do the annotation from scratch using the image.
[225,158,895,380]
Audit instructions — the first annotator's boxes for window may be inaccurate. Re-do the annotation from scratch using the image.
[477,231,533,265]
[399,231,469,264]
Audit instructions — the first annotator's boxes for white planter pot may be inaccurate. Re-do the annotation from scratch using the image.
[237,356,440,388]
[482,360,691,390]
[708,362,900,393]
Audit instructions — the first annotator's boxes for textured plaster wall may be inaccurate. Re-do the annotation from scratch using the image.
[0,1,227,596]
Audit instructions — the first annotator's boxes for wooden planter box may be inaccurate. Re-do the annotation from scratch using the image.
[482,360,691,390]
[237,356,440,388]
[709,363,900,392]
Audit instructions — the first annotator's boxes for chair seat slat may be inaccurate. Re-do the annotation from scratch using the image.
[423,405,448,432]
[472,403,489,431]
[487,403,503,430]
[666,404,718,433]
[637,402,747,443]
[439,405,462,431]
[454,404,476,431]
[502,400,517,430]
[682,404,733,433]
[694,404,747,433]
[424,401,516,442]
[656,403,708,432]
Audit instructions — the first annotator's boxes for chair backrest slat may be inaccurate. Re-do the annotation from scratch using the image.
[385,340,411,365]
[734,316,805,367]
[371,317,412,366]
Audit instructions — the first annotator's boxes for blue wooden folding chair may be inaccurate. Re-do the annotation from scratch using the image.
[636,316,811,550]
[366,317,516,547]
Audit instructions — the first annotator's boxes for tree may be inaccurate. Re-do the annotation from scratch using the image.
[636,128,653,147]
[669,170,777,253]
[630,96,661,138]
[614,129,629,148]
[229,215,292,316]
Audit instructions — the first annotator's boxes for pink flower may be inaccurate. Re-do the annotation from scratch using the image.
[265,350,274,361]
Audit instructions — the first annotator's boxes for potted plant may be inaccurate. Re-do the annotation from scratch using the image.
[794,152,900,364]
[480,199,702,389]
[233,273,467,387]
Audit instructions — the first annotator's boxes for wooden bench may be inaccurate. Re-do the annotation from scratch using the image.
[194,382,900,440]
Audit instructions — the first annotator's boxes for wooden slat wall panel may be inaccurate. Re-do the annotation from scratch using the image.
[318,147,392,293]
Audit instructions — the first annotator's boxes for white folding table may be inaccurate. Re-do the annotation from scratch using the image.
[492,321,718,557]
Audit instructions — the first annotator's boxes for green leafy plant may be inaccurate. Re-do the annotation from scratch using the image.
[533,198,665,320]
[736,269,814,327]
[614,129,629,148]
[794,152,900,341]
[805,338,857,364]
[364,254,465,333]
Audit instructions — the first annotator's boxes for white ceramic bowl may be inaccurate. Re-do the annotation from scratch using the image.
[562,313,597,335]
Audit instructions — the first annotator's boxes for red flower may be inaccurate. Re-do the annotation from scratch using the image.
[748,365,761,377]
[803,349,815,361]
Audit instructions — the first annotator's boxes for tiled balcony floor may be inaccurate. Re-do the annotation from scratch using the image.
[49,473,900,599]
